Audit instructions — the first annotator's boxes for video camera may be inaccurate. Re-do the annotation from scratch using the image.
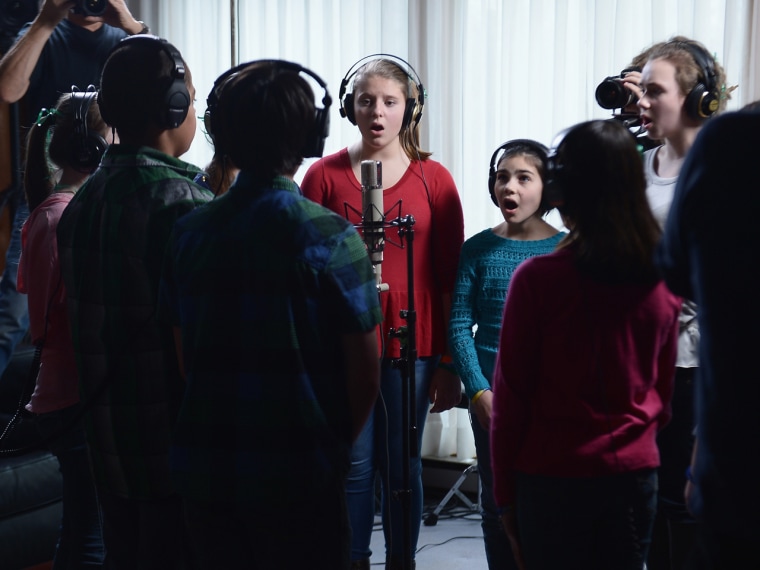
[72,0,108,17]
[595,67,641,110]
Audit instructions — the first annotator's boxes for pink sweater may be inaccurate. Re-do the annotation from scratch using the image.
[18,193,79,414]
[490,247,681,506]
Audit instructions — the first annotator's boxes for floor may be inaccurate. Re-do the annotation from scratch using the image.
[24,502,487,570]
[368,484,488,569]
[21,473,488,570]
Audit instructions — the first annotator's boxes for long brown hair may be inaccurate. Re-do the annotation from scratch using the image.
[555,120,662,283]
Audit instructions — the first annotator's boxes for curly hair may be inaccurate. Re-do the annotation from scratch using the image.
[646,36,730,114]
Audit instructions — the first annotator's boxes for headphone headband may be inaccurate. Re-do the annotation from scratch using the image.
[69,84,108,172]
[338,53,425,129]
[207,59,332,112]
[487,138,548,207]
[489,139,548,176]
[668,40,720,119]
[204,59,333,159]
[672,40,717,90]
[99,35,190,130]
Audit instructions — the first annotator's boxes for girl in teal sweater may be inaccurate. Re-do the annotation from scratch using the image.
[448,139,564,569]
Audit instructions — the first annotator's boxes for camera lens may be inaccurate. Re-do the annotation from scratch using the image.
[77,0,108,17]
[595,78,635,110]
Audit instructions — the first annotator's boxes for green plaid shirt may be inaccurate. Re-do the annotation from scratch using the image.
[57,144,213,499]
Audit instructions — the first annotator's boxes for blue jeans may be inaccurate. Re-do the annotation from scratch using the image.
[347,356,437,563]
[516,469,657,570]
[36,404,105,569]
[470,410,518,570]
[0,201,30,376]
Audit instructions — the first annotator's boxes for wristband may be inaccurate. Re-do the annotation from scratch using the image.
[685,465,697,484]
[134,21,150,35]
[471,389,489,404]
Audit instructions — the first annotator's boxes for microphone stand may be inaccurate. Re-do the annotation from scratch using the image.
[350,162,418,569]
[388,214,416,570]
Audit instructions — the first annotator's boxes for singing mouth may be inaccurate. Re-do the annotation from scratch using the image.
[502,198,518,210]
[370,123,384,133]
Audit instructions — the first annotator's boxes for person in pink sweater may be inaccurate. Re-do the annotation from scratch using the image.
[18,89,112,568]
[490,119,681,570]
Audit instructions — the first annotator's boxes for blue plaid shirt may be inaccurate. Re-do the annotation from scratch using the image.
[159,172,382,506]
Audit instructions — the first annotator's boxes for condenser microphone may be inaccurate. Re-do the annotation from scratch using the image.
[361,160,388,292]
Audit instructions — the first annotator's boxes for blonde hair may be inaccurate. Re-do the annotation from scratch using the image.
[352,59,431,161]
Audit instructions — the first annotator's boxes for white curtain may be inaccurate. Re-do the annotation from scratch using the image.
[131,0,756,238]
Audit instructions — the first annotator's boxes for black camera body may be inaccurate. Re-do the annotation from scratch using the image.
[595,67,641,110]
[72,0,108,17]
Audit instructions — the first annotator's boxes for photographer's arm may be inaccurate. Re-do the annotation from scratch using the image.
[0,0,72,103]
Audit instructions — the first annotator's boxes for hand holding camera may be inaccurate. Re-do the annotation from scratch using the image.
[72,0,108,17]
[595,67,642,110]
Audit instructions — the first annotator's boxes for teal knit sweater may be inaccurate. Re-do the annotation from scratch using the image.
[449,228,565,399]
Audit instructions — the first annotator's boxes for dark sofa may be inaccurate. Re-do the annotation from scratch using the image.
[0,345,62,570]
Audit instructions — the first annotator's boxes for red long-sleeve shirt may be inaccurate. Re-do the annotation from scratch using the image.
[301,148,464,358]
[490,247,681,506]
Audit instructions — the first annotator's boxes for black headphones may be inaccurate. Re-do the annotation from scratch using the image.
[488,139,549,207]
[338,53,425,130]
[543,127,573,210]
[674,40,720,120]
[98,35,190,130]
[204,59,332,159]
[69,85,108,173]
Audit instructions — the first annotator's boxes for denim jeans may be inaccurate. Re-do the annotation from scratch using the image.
[648,367,698,570]
[36,404,105,569]
[0,201,30,376]
[516,469,657,570]
[470,410,518,570]
[347,356,437,563]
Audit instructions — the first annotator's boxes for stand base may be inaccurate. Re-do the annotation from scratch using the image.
[423,463,480,526]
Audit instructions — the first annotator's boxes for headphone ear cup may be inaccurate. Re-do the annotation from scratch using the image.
[402,98,417,130]
[162,82,190,129]
[203,109,215,143]
[302,106,330,158]
[488,171,498,206]
[69,131,108,173]
[685,82,719,119]
[543,160,565,209]
[342,92,356,125]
